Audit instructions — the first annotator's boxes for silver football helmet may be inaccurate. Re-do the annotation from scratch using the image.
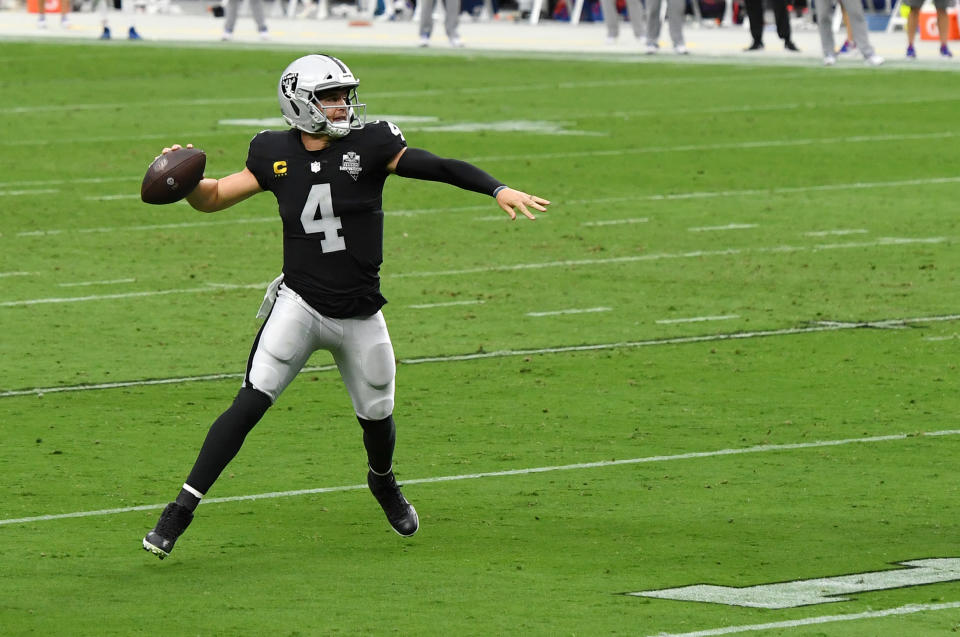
[277,54,366,138]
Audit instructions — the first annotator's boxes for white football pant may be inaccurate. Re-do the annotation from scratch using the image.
[246,284,396,421]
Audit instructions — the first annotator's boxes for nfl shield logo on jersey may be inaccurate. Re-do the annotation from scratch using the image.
[340,151,362,181]
[310,161,323,173]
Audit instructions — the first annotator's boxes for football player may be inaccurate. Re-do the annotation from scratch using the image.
[142,53,549,559]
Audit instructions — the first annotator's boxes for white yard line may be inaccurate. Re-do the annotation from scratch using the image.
[526,307,612,317]
[5,313,960,399]
[688,223,758,232]
[469,131,960,163]
[408,300,486,309]
[803,229,869,237]
[646,601,960,637]
[0,364,338,399]
[2,428,959,527]
[656,315,739,324]
[582,218,649,226]
[0,188,58,197]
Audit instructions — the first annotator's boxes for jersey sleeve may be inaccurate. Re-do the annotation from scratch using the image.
[371,120,407,164]
[245,131,274,192]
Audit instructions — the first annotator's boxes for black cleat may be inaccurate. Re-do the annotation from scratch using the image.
[744,41,763,51]
[367,470,419,537]
[784,40,800,52]
[142,502,194,560]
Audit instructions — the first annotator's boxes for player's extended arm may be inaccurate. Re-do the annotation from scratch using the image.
[187,169,263,213]
[389,147,549,220]
[157,144,263,213]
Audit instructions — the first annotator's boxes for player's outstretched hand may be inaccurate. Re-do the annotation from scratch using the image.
[495,187,550,220]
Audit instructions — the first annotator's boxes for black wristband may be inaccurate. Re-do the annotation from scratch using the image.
[395,147,505,197]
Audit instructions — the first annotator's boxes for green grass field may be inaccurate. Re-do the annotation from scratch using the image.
[3,40,960,636]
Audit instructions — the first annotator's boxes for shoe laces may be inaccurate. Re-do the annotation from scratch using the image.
[370,473,409,518]
[155,503,192,537]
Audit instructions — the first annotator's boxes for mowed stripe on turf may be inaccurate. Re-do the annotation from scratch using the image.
[0,236,948,307]
[3,313,959,397]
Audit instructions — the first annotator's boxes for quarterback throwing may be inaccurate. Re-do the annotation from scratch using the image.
[142,53,550,559]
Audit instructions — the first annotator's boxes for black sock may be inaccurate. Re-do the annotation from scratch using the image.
[175,486,202,512]
[184,386,272,496]
[358,414,396,475]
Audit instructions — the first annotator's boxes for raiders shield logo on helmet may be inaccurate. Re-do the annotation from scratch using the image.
[280,73,298,100]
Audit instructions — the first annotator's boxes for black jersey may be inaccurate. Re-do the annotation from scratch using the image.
[246,121,407,318]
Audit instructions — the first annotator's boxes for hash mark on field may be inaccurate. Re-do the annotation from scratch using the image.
[2,428,959,527]
[5,313,960,398]
[656,315,739,324]
[0,271,33,278]
[0,175,139,188]
[582,218,649,226]
[688,223,758,232]
[804,229,869,237]
[84,194,142,201]
[648,601,960,637]
[0,189,58,197]
[408,300,485,309]
[526,307,612,317]
[17,216,271,237]
[58,278,136,288]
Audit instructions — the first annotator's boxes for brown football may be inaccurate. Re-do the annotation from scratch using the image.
[140,147,206,205]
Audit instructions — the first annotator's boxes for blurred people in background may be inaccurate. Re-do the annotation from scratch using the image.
[836,5,856,55]
[222,0,269,40]
[904,0,954,58]
[645,0,687,53]
[599,0,646,45]
[419,0,463,47]
[37,0,70,29]
[743,0,799,51]
[94,0,141,39]
[817,0,884,65]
